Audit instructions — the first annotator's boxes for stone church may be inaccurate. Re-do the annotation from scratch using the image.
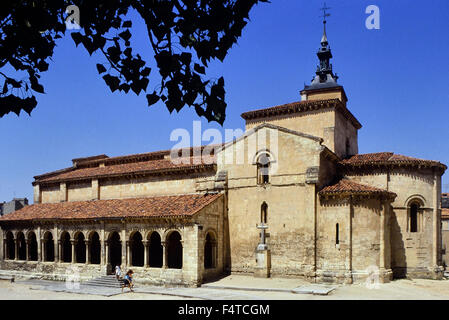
[0,22,446,286]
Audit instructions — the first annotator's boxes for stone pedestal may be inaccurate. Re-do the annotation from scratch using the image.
[254,249,271,278]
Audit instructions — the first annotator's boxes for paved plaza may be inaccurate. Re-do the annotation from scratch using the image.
[0,275,449,300]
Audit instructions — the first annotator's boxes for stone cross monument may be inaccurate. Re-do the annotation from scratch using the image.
[254,223,271,278]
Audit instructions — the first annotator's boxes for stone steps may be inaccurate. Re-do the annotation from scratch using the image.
[83,275,125,288]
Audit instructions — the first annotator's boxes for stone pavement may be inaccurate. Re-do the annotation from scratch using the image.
[16,279,269,300]
[16,275,336,299]
[202,275,336,295]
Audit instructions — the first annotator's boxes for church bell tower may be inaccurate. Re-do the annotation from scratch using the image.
[300,4,348,104]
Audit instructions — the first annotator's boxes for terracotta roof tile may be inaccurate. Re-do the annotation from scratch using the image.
[340,152,446,170]
[35,156,216,184]
[319,179,396,198]
[240,99,362,129]
[0,193,221,222]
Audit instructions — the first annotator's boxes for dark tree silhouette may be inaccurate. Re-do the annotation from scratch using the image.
[0,0,267,124]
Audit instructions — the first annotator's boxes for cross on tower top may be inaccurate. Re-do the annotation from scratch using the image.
[320,2,331,24]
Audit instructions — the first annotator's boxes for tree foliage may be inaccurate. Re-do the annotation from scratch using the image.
[0,0,267,124]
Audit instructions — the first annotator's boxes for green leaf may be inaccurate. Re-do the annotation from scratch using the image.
[146,92,160,106]
[96,64,107,74]
[194,63,205,74]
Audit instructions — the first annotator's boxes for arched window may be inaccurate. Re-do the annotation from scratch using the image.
[61,232,72,263]
[43,232,55,262]
[261,202,268,224]
[131,232,144,267]
[257,153,271,185]
[16,232,26,260]
[336,223,340,245]
[204,232,217,269]
[148,232,163,268]
[410,203,419,233]
[5,231,15,260]
[167,231,182,269]
[27,232,38,261]
[89,232,101,264]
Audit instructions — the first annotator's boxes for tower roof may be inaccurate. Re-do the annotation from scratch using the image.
[303,4,340,93]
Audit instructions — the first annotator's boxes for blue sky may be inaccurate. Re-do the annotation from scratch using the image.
[1,0,448,202]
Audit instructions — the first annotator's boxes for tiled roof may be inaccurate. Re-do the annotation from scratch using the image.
[34,156,216,185]
[0,193,222,222]
[340,152,446,170]
[240,99,362,129]
[319,179,396,198]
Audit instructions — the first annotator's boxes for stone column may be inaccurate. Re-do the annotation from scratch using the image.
[57,240,62,263]
[37,227,42,262]
[121,228,127,268]
[104,241,109,266]
[71,240,76,263]
[14,239,18,261]
[85,240,90,264]
[143,240,149,267]
[25,239,30,261]
[100,240,105,265]
[126,241,132,266]
[162,241,167,268]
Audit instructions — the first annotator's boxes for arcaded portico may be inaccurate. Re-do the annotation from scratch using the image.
[0,194,225,286]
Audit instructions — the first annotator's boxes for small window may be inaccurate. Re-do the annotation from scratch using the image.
[336,223,339,245]
[410,203,419,232]
[257,153,270,185]
[261,202,268,224]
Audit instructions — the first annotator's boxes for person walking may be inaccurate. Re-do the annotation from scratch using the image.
[115,265,122,280]
[121,269,134,292]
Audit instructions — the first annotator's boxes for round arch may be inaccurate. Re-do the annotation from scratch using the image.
[88,231,101,264]
[60,231,72,263]
[130,231,144,267]
[27,231,38,261]
[147,231,163,268]
[43,231,55,262]
[204,230,217,269]
[16,231,26,260]
[108,231,122,269]
[166,231,183,269]
[5,231,15,260]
